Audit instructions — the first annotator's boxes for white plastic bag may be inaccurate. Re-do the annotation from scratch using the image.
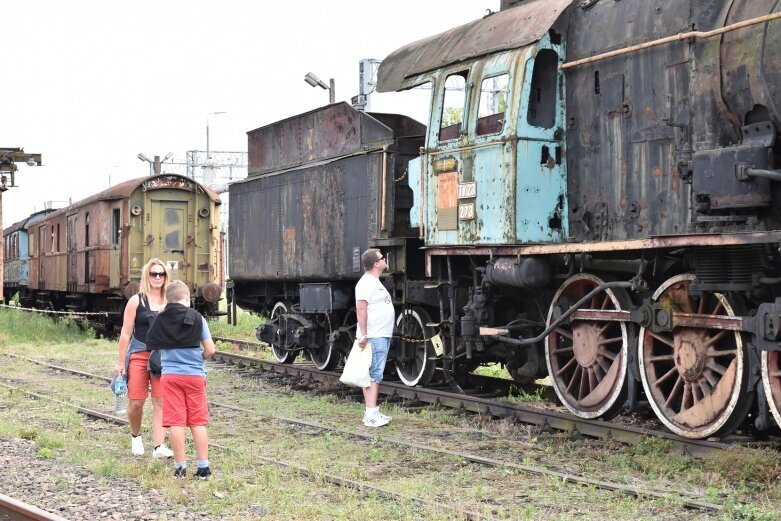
[339,339,372,388]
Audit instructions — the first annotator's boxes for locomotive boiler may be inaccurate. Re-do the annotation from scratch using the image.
[231,0,781,439]
[4,174,223,325]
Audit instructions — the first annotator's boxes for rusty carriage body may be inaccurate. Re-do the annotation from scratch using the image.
[232,0,781,439]
[8,174,223,327]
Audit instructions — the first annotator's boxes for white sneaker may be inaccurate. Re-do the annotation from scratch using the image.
[131,435,144,456]
[152,444,173,459]
[376,412,392,422]
[363,414,390,428]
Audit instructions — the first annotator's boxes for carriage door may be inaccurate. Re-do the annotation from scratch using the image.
[109,206,121,288]
[67,215,78,291]
[38,225,46,287]
[150,200,188,280]
[516,46,568,242]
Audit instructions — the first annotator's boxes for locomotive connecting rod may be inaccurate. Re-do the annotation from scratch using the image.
[485,280,636,347]
[561,11,781,70]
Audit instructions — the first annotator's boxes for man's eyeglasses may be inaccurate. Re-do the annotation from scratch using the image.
[149,271,166,279]
[375,256,385,264]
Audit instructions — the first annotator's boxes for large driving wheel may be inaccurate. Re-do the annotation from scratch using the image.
[639,274,752,438]
[309,314,339,371]
[269,301,297,364]
[395,307,438,387]
[545,273,632,419]
[761,351,781,428]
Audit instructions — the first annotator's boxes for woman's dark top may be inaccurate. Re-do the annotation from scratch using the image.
[133,294,159,343]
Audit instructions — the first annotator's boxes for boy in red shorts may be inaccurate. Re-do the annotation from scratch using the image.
[145,280,216,479]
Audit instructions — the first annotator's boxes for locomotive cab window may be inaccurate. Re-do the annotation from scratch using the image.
[439,72,467,142]
[527,49,559,129]
[477,73,509,136]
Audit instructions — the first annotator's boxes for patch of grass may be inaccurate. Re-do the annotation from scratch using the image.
[0,308,95,345]
[37,447,56,459]
[208,304,264,341]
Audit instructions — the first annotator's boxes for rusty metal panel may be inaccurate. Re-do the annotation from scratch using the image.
[377,0,573,92]
[230,153,377,282]
[565,0,691,242]
[721,0,781,134]
[247,102,419,177]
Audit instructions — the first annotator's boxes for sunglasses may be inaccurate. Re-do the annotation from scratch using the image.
[149,271,166,279]
[375,256,385,263]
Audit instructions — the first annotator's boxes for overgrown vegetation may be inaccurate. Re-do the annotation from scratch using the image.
[2,307,781,519]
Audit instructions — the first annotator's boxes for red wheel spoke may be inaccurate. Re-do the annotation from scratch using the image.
[649,331,675,349]
[705,359,727,375]
[697,296,706,314]
[711,300,725,316]
[554,345,575,355]
[556,355,577,377]
[587,367,597,391]
[599,336,623,347]
[579,368,589,400]
[703,369,719,388]
[655,366,678,387]
[600,293,611,310]
[565,365,582,394]
[703,330,728,348]
[554,327,573,340]
[648,354,674,362]
[664,375,684,409]
[705,346,736,358]
[596,356,611,374]
[698,379,712,398]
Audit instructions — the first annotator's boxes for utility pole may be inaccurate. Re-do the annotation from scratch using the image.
[0,147,42,302]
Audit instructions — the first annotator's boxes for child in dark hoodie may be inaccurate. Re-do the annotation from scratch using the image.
[146,280,216,479]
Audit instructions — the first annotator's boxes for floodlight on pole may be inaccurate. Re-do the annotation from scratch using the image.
[206,111,226,159]
[138,152,172,176]
[304,72,335,105]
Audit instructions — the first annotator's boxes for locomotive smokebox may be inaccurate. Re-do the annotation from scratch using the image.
[483,257,551,289]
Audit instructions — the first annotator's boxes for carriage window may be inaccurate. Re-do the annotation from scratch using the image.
[477,73,509,136]
[51,226,56,253]
[527,49,559,129]
[164,208,183,251]
[112,209,121,246]
[439,73,467,141]
[85,212,90,247]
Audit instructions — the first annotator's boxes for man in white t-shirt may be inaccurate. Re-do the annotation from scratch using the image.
[355,248,395,427]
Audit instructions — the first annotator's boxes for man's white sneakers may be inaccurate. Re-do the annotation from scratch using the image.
[363,411,391,428]
[131,435,144,456]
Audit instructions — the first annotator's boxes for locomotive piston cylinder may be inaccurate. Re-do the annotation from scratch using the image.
[483,257,552,289]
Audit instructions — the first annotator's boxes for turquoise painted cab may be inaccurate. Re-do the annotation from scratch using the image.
[377,1,570,247]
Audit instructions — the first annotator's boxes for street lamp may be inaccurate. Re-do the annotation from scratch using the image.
[304,72,335,105]
[137,152,173,175]
[206,111,226,159]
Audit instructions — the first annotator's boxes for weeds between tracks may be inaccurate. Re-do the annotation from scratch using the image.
[1,308,781,520]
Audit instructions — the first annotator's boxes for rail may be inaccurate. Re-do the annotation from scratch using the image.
[0,493,69,521]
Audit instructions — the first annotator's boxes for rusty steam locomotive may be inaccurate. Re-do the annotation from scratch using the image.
[229,0,781,439]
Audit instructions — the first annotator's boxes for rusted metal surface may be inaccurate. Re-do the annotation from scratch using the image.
[377,0,573,92]
[247,102,422,177]
[638,274,751,438]
[232,104,424,310]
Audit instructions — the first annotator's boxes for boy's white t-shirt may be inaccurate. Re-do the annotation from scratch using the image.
[355,273,395,338]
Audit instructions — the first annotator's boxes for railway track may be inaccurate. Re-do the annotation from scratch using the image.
[0,492,68,521]
[209,339,752,457]
[3,352,727,512]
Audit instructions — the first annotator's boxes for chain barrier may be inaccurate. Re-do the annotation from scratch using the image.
[394,169,408,183]
[0,303,114,318]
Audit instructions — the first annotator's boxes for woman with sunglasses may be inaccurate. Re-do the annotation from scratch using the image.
[114,258,173,458]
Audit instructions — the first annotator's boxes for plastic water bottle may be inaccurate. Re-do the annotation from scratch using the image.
[114,377,127,415]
